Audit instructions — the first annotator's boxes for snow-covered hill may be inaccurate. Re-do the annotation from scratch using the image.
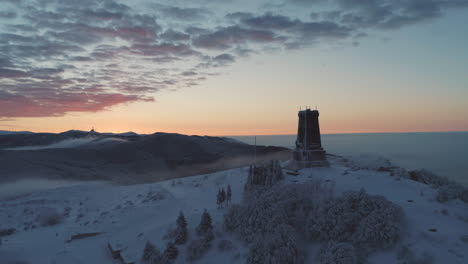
[0,155,467,264]
[0,132,288,184]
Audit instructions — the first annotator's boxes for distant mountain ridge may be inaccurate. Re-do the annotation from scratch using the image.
[0,131,289,184]
[0,129,142,149]
[0,130,34,135]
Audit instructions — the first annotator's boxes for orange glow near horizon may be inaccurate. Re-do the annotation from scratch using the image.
[2,103,467,136]
[4,125,467,137]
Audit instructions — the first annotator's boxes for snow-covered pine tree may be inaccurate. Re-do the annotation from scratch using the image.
[176,211,187,229]
[187,210,214,261]
[141,241,162,264]
[196,209,214,241]
[227,184,232,203]
[220,188,226,206]
[244,160,284,193]
[161,243,179,264]
[216,189,222,207]
[174,212,188,245]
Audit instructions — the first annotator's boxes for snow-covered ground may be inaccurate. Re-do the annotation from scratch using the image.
[0,156,467,264]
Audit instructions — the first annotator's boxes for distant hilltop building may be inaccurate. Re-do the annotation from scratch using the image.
[292,107,329,168]
[88,127,99,137]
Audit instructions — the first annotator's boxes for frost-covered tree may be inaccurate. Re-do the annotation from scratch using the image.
[141,241,162,264]
[307,189,403,249]
[217,188,226,207]
[224,181,332,243]
[220,188,226,204]
[227,184,232,203]
[216,189,221,206]
[198,210,213,232]
[225,179,403,264]
[187,209,215,261]
[176,211,187,229]
[247,225,303,264]
[244,160,284,193]
[319,241,357,264]
[161,243,179,264]
[223,204,242,232]
[174,212,188,245]
[196,209,214,241]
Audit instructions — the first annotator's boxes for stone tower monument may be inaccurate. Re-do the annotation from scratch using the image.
[292,108,329,168]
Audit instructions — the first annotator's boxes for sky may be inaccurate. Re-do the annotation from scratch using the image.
[0,0,467,136]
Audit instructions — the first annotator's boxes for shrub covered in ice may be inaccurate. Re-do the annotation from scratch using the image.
[397,246,434,264]
[403,170,468,204]
[345,155,468,204]
[437,183,468,203]
[141,241,162,264]
[408,169,451,187]
[390,167,410,178]
[344,155,393,171]
[319,241,357,264]
[246,225,303,264]
[308,189,403,249]
[186,237,211,261]
[217,239,234,251]
[0,228,16,237]
[37,207,63,226]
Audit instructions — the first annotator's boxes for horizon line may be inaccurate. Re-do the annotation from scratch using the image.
[222,130,468,137]
[2,129,468,137]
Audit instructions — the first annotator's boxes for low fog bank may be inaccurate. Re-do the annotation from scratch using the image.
[3,137,127,150]
[0,179,107,200]
[0,152,289,200]
[0,133,289,185]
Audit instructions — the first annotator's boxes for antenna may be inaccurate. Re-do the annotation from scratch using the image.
[304,109,307,150]
[254,135,257,165]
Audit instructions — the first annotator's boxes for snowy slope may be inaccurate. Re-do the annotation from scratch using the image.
[1,156,467,264]
[0,132,288,184]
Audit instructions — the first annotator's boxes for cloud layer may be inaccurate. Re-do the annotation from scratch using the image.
[0,0,466,117]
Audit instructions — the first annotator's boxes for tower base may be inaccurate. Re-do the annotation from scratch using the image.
[291,149,329,168]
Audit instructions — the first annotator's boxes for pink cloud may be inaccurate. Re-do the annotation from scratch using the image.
[0,92,153,118]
